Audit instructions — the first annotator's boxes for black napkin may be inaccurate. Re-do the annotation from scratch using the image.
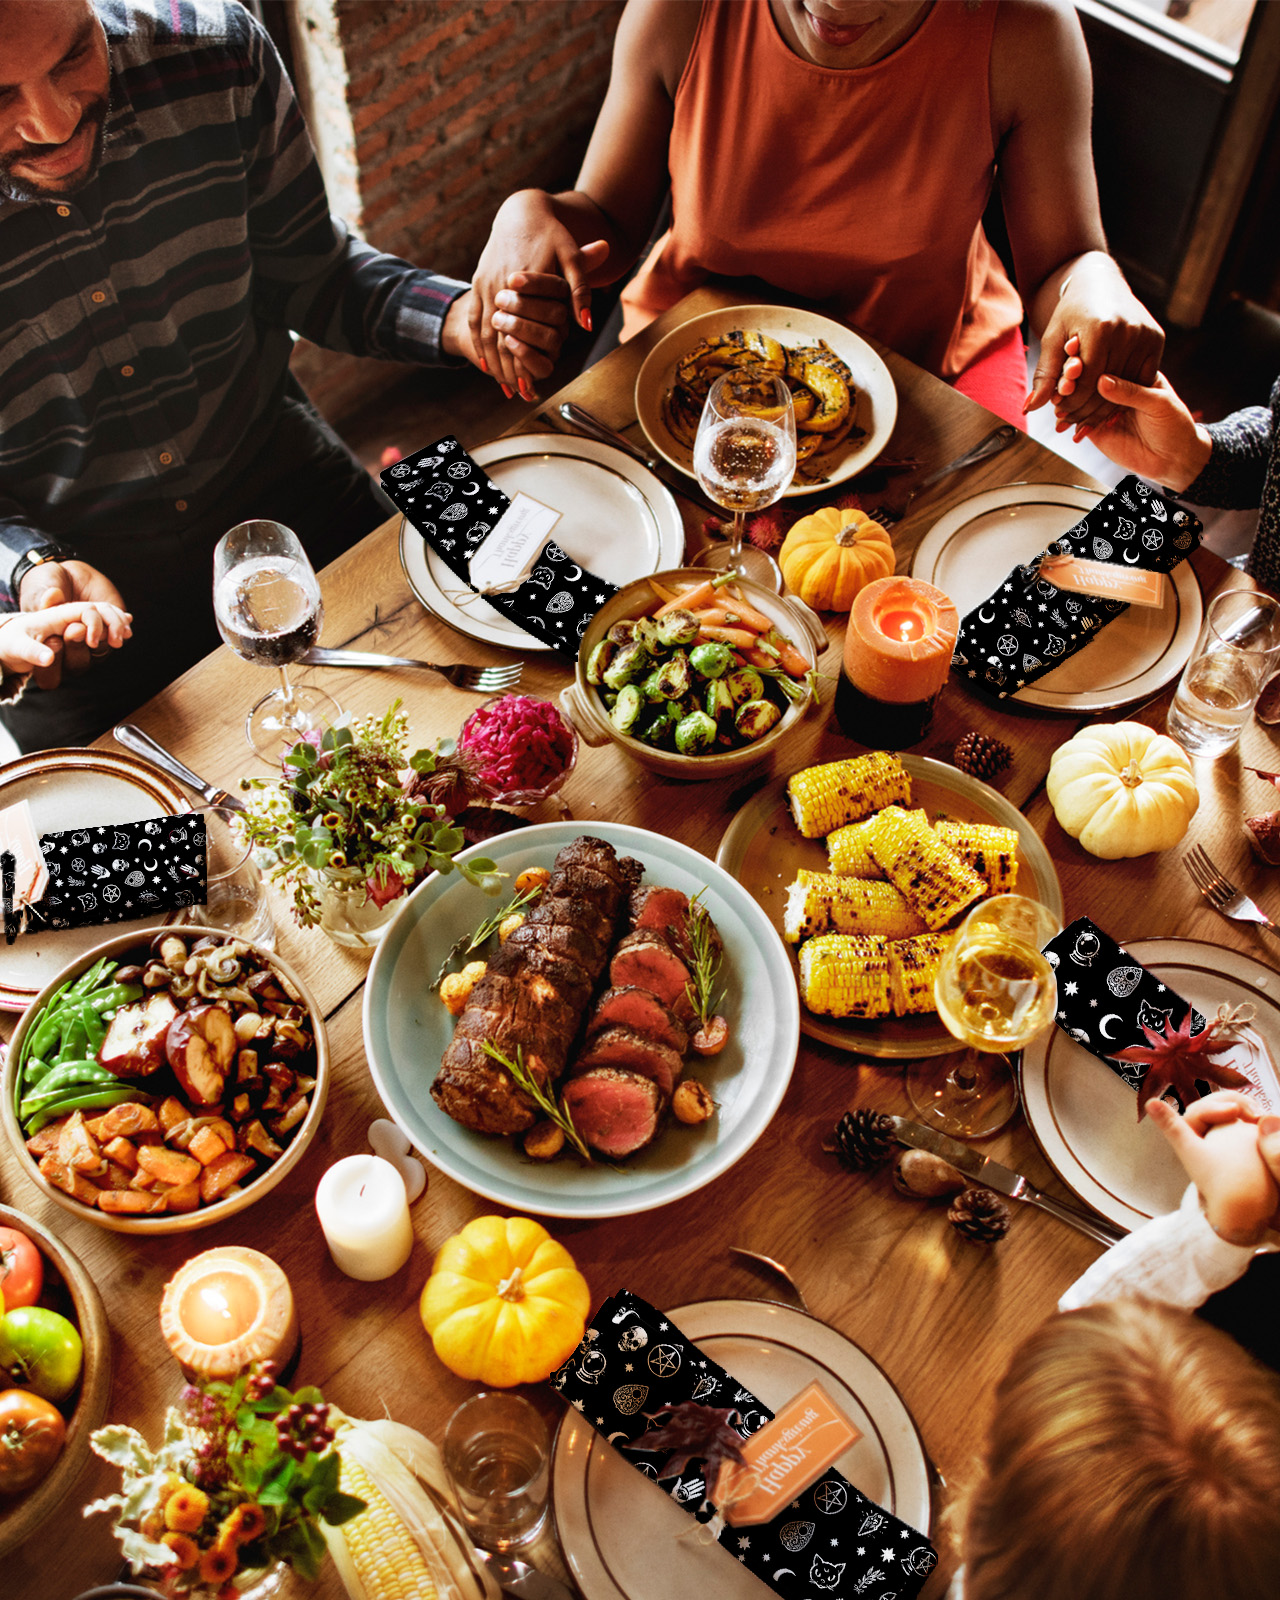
[379,436,618,651]
[952,475,1202,698]
[3,814,206,943]
[550,1289,937,1600]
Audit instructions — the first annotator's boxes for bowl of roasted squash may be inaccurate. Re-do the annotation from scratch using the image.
[561,567,828,780]
[2,927,328,1234]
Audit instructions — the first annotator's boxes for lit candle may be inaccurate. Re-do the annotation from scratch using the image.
[159,1246,297,1380]
[315,1154,414,1281]
[838,575,959,746]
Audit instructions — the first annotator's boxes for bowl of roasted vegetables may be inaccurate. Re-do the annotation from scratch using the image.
[2,927,328,1234]
[562,567,827,779]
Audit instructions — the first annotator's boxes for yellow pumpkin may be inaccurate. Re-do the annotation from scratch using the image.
[1046,721,1199,859]
[778,506,894,612]
[419,1215,590,1387]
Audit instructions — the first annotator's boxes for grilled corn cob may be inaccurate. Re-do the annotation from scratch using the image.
[784,869,926,942]
[867,806,986,931]
[797,933,893,1018]
[787,752,911,838]
[888,932,951,1016]
[933,821,1019,893]
[826,807,928,876]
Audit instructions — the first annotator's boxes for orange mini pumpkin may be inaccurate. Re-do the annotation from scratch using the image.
[778,506,895,611]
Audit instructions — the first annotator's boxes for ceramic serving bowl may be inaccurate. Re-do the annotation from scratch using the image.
[2,927,328,1235]
[561,567,828,780]
[0,1202,112,1558]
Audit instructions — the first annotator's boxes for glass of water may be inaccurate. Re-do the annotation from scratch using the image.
[1166,588,1280,759]
[183,810,275,950]
[444,1391,550,1552]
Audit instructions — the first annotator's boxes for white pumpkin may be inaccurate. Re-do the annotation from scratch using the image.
[1046,721,1199,859]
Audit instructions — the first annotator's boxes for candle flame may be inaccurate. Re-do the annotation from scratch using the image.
[200,1285,232,1324]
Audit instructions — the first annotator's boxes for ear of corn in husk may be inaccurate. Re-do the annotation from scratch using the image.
[787,752,911,838]
[784,869,926,942]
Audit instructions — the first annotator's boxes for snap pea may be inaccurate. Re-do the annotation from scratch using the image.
[86,982,144,1013]
[55,1015,89,1066]
[66,955,116,999]
[21,1068,122,1123]
[25,1085,144,1137]
[20,1055,55,1088]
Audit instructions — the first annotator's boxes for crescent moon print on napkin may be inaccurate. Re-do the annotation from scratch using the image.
[380,436,618,651]
[954,475,1202,700]
[550,1289,936,1600]
[3,814,206,943]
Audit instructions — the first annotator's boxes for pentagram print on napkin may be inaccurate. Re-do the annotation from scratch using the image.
[3,814,207,943]
[953,475,1202,699]
[379,436,618,650]
[550,1289,936,1600]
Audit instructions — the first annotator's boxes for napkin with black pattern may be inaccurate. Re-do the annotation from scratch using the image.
[953,476,1201,698]
[2,814,206,943]
[379,436,618,650]
[550,1289,937,1600]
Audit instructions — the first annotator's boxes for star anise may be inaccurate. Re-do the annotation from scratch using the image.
[1111,1008,1248,1119]
[629,1401,749,1484]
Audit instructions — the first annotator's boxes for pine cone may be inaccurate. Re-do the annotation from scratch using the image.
[829,1108,895,1171]
[947,1186,1011,1243]
[953,732,1013,782]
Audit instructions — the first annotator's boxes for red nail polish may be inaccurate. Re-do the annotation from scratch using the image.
[479,357,488,374]
[581,309,593,333]
[501,384,514,400]
[519,380,534,402]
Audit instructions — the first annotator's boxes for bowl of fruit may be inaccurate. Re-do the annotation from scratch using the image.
[562,567,827,781]
[1,927,328,1234]
[0,1203,111,1556]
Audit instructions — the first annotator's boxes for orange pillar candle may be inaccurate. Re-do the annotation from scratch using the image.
[837,575,959,746]
[160,1246,298,1380]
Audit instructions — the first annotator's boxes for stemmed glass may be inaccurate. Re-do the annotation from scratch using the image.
[906,895,1060,1138]
[213,519,339,761]
[693,369,796,591]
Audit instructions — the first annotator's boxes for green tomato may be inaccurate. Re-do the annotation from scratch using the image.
[0,1306,83,1402]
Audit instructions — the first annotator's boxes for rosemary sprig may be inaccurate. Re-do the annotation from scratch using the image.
[683,889,724,1029]
[432,884,541,987]
[482,1040,595,1164]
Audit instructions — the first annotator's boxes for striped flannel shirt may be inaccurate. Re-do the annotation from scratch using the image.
[0,0,467,604]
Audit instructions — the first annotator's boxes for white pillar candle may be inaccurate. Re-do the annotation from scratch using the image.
[315,1154,414,1280]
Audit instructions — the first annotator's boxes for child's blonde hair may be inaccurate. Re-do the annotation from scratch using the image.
[958,1297,1280,1600]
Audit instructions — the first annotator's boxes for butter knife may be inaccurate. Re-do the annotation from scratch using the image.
[113,723,245,814]
[888,1115,1125,1248]
[476,1550,575,1600]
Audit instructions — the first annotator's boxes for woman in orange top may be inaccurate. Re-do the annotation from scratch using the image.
[473,0,1161,431]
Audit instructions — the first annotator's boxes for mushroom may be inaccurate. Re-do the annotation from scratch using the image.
[158,934,189,971]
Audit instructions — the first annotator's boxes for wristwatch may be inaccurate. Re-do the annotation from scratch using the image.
[10,541,79,603]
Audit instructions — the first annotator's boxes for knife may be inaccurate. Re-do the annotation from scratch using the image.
[888,1115,1126,1248]
[113,723,245,814]
[476,1548,576,1600]
[548,401,724,517]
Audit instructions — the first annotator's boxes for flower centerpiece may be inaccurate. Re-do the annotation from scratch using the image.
[85,1364,362,1598]
[237,704,503,944]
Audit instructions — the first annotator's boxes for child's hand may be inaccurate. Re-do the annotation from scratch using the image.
[1,602,132,675]
[1148,1091,1280,1246]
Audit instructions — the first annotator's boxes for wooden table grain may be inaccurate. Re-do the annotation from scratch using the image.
[4,288,1270,1600]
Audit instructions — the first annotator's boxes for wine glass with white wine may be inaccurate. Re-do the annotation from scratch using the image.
[906,895,1060,1138]
[213,520,339,761]
[693,369,796,592]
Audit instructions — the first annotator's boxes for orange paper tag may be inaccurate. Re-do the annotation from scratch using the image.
[1038,554,1166,608]
[712,1382,863,1526]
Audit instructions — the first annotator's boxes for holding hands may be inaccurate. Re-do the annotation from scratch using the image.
[0,599,132,687]
[1148,1090,1280,1247]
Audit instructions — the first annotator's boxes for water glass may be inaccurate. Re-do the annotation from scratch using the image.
[184,812,275,950]
[1166,589,1280,759]
[443,1392,550,1552]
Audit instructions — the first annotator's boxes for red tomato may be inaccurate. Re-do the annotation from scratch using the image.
[0,1228,42,1310]
[0,1387,65,1494]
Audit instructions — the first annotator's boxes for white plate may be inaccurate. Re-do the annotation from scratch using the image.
[715,757,1063,1058]
[398,434,685,651]
[363,822,800,1219]
[911,483,1203,712]
[1020,938,1280,1233]
[552,1298,932,1600]
[635,305,897,495]
[0,748,191,1012]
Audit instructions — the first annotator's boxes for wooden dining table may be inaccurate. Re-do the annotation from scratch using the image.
[6,285,1276,1600]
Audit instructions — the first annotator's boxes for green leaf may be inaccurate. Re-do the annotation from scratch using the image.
[322,1490,368,1527]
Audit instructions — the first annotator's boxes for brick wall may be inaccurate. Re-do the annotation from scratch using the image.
[289,0,625,422]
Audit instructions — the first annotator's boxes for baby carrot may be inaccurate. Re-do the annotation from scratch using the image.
[656,579,718,617]
[710,585,775,633]
[697,623,759,649]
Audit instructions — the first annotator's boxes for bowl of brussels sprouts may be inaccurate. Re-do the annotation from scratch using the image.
[561,567,828,779]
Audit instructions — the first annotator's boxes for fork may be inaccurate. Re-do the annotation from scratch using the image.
[300,646,521,692]
[866,422,1019,526]
[1184,844,1280,935]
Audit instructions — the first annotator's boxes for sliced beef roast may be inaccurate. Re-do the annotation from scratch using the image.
[569,1025,684,1098]
[609,930,695,1019]
[561,1068,664,1158]
[585,986,688,1055]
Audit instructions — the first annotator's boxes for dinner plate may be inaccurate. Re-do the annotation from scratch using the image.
[1020,938,1280,1233]
[363,821,800,1218]
[910,483,1203,712]
[552,1298,933,1600]
[397,434,685,651]
[715,756,1063,1058]
[0,748,191,1012]
[634,305,897,495]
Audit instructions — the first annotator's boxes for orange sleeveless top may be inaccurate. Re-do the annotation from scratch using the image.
[620,0,1024,380]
